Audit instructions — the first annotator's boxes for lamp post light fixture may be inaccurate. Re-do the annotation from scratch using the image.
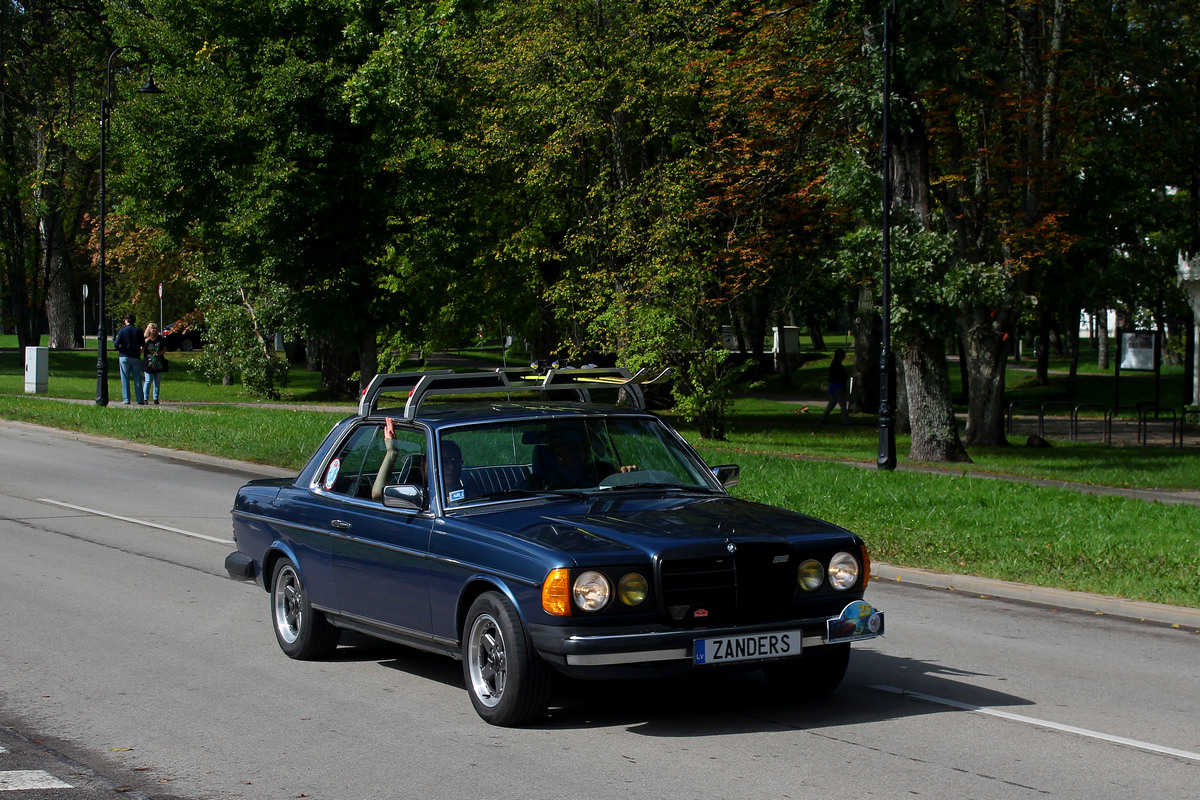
[96,46,163,406]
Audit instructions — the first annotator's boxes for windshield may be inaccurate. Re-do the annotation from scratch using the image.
[437,416,718,506]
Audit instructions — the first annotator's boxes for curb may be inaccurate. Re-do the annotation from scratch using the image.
[0,418,294,479]
[873,562,1200,630]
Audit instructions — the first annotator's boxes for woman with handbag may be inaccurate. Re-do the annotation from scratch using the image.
[141,323,168,404]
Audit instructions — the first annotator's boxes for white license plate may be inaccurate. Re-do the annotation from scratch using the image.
[693,630,802,665]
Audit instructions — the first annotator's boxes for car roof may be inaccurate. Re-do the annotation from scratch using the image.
[359,368,671,421]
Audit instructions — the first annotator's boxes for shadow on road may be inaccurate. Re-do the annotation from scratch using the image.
[331,633,1030,735]
[540,648,1028,734]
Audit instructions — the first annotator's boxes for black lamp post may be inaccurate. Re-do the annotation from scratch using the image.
[877,0,898,471]
[96,46,162,406]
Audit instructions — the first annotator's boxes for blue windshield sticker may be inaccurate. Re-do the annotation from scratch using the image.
[449,489,465,502]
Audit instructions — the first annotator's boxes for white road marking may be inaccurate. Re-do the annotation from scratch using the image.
[873,685,1200,762]
[37,499,234,546]
[0,770,73,790]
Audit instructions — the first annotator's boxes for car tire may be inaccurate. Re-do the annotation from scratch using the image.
[271,558,340,659]
[762,642,850,695]
[181,339,195,352]
[463,592,553,726]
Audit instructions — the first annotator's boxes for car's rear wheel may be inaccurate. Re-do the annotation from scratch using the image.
[271,558,339,659]
[181,339,195,351]
[762,642,850,694]
[463,592,553,726]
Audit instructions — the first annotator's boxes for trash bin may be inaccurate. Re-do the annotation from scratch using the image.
[25,346,48,393]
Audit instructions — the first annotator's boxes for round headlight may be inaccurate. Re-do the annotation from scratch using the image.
[617,572,649,606]
[828,551,860,591]
[573,571,611,611]
[797,559,824,591]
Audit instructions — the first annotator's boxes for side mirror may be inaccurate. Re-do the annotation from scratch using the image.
[712,464,739,489]
[383,484,426,511]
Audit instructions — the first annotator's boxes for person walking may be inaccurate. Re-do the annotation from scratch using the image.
[821,348,850,425]
[142,322,167,404]
[113,313,146,405]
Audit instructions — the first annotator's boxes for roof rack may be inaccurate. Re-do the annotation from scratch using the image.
[357,370,454,417]
[359,366,672,419]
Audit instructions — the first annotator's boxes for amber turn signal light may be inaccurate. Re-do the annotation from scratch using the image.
[542,568,571,616]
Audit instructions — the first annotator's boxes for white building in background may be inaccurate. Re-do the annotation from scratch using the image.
[721,325,804,373]
[1079,309,1118,339]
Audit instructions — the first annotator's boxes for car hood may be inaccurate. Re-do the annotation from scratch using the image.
[461,494,858,561]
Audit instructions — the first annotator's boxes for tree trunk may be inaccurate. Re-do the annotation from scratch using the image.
[41,207,80,348]
[850,284,880,414]
[31,87,80,349]
[806,312,825,351]
[1064,304,1081,397]
[902,337,970,462]
[305,335,321,371]
[2,103,31,345]
[2,198,31,344]
[961,311,1010,447]
[314,335,357,395]
[359,327,379,393]
[1097,313,1109,369]
[895,356,910,435]
[1036,307,1052,385]
[890,68,964,460]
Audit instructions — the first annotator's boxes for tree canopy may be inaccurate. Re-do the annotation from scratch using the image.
[3,0,1196,451]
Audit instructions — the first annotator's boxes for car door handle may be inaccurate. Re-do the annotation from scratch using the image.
[330,519,352,530]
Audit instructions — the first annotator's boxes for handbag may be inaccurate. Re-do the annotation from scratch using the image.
[144,351,168,373]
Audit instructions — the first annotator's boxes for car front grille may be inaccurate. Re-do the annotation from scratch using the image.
[657,546,795,626]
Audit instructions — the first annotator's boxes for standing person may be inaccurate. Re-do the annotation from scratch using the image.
[821,348,850,425]
[142,322,167,404]
[113,313,146,405]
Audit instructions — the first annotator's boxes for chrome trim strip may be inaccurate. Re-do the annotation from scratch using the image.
[567,648,689,666]
[231,511,537,589]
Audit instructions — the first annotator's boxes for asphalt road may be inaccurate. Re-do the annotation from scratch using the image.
[1,420,1197,800]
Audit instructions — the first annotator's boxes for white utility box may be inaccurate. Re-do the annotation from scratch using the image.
[25,346,49,393]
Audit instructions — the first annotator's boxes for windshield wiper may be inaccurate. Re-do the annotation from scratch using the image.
[599,481,701,492]
[469,487,587,502]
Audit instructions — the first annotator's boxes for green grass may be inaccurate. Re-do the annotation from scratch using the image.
[696,448,1200,608]
[0,395,344,471]
[685,397,1200,492]
[0,341,350,405]
[3,338,1198,608]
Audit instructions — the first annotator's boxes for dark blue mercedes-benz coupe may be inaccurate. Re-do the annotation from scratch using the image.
[225,368,884,726]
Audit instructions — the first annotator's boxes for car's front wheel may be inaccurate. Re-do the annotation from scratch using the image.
[762,642,850,694]
[463,592,553,726]
[270,558,339,659]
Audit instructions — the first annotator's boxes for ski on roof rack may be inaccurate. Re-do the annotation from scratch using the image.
[358,366,671,419]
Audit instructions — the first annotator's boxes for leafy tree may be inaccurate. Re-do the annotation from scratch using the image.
[448,0,749,435]
[1,0,107,349]
[110,0,403,394]
[697,2,861,377]
[191,264,293,398]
